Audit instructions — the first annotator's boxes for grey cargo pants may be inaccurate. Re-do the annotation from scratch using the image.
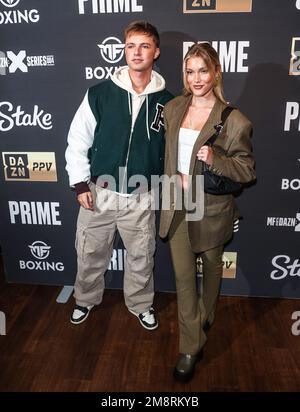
[74,183,156,315]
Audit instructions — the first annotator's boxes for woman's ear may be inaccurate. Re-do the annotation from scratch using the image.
[215,65,221,79]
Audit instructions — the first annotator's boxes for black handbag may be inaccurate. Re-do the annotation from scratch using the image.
[201,106,243,195]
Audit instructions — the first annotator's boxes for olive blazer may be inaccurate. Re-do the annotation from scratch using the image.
[159,95,256,253]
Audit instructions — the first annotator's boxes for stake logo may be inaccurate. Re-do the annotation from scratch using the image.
[2,152,57,182]
[0,101,52,132]
[183,0,252,13]
[270,255,300,280]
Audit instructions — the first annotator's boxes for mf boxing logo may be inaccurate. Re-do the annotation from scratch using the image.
[197,252,237,279]
[19,241,65,272]
[0,50,55,76]
[78,0,143,14]
[2,152,57,182]
[289,38,300,75]
[267,213,300,232]
[0,0,39,25]
[183,41,249,72]
[85,37,125,80]
[183,0,252,13]
[98,37,124,64]
[270,255,300,281]
[29,241,51,260]
[0,101,52,132]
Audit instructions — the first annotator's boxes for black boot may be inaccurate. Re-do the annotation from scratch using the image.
[173,349,203,383]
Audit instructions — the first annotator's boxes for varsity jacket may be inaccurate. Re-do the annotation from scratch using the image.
[65,66,173,194]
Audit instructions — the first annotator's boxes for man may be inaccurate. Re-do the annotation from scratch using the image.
[65,21,173,329]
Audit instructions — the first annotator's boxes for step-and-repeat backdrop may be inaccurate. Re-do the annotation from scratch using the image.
[1,0,299,298]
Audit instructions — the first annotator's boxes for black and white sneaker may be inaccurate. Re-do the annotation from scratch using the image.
[130,307,158,330]
[70,304,94,325]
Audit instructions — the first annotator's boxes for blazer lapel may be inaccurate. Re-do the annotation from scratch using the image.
[168,95,192,175]
[189,99,226,175]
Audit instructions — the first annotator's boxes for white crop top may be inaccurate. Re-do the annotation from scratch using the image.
[177,128,200,175]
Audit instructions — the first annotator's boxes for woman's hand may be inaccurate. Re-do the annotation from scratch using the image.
[77,191,94,210]
[197,145,213,166]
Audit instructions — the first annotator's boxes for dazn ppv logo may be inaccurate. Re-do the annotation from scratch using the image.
[2,152,57,182]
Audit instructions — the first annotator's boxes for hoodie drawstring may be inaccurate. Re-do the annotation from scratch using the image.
[127,91,132,115]
[146,95,150,141]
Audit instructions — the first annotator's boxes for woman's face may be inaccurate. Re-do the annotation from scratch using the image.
[185,56,216,98]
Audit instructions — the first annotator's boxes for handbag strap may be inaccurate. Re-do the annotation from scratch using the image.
[206,106,235,147]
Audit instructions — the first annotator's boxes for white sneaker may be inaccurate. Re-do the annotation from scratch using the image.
[129,307,158,330]
[70,304,94,325]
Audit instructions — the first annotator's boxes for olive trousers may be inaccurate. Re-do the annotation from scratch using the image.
[169,209,224,355]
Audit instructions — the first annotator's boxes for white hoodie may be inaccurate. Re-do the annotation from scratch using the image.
[112,66,166,139]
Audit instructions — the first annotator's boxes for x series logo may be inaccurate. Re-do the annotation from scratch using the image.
[6,50,27,72]
[0,50,27,73]
[0,50,55,75]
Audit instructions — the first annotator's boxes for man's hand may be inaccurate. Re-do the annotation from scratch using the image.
[77,191,94,210]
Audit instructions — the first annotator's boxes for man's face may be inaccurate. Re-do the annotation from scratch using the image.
[125,32,160,73]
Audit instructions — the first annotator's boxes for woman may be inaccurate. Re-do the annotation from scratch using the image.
[159,42,255,383]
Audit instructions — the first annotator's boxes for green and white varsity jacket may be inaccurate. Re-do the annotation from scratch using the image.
[65,66,173,194]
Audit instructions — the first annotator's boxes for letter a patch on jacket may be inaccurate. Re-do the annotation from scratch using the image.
[151,103,164,132]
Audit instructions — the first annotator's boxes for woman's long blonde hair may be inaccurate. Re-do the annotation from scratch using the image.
[183,42,226,104]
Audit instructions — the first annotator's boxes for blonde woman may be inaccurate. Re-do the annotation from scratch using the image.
[160,42,255,383]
